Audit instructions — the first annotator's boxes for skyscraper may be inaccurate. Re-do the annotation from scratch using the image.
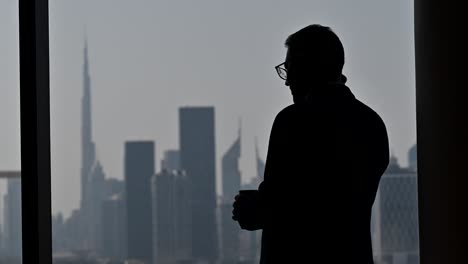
[80,39,108,251]
[81,37,96,209]
[220,129,241,263]
[173,170,192,261]
[99,178,125,258]
[374,156,419,264]
[222,128,241,200]
[152,169,177,264]
[179,107,218,262]
[61,209,85,252]
[88,161,108,251]
[125,141,155,264]
[101,193,126,261]
[2,172,22,260]
[152,162,191,264]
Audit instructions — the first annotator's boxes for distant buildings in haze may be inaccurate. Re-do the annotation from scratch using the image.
[44,36,420,264]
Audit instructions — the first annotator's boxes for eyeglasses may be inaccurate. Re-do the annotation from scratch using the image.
[275,62,287,80]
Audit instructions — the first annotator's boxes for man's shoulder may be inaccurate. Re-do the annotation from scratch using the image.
[276,104,298,118]
[273,98,387,129]
[266,105,296,134]
[272,104,303,125]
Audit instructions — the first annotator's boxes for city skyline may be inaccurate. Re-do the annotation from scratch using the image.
[0,109,418,264]
[0,37,416,220]
[0,1,420,263]
[46,0,415,219]
[0,34,418,262]
[1,1,416,219]
[46,41,415,219]
[50,42,273,263]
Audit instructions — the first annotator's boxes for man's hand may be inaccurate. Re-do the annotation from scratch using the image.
[232,194,241,221]
[232,190,263,231]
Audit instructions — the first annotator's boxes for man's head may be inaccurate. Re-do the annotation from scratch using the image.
[283,24,345,102]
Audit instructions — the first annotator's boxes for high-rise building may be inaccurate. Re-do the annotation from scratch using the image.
[151,168,191,264]
[81,38,96,209]
[125,141,155,264]
[220,130,241,263]
[222,129,241,200]
[161,150,181,171]
[51,213,62,252]
[80,38,108,252]
[101,193,126,261]
[88,161,107,251]
[173,170,192,261]
[61,209,85,252]
[220,203,240,264]
[2,172,22,259]
[99,178,125,259]
[373,156,419,264]
[179,107,218,262]
[152,169,177,264]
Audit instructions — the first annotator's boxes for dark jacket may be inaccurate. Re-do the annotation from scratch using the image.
[258,84,389,264]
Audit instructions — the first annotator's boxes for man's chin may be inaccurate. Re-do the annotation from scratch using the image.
[290,86,309,104]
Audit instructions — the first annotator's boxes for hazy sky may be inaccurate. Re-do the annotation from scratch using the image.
[1,0,415,218]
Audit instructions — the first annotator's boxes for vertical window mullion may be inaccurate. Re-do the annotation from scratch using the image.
[19,0,52,263]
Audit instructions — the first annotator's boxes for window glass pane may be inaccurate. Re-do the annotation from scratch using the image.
[0,0,22,263]
[50,1,417,264]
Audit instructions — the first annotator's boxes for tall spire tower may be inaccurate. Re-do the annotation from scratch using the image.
[221,124,241,200]
[81,36,96,208]
[220,124,242,263]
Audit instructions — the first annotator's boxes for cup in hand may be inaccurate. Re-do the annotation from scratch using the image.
[233,189,262,231]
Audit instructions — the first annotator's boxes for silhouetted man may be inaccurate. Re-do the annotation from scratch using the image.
[233,25,389,264]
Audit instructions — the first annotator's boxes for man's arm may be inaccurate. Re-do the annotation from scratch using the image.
[234,107,294,230]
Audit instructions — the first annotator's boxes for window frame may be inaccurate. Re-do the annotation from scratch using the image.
[18,0,467,263]
[19,0,52,263]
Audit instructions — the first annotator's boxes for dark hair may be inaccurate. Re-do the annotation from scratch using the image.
[285,24,345,80]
